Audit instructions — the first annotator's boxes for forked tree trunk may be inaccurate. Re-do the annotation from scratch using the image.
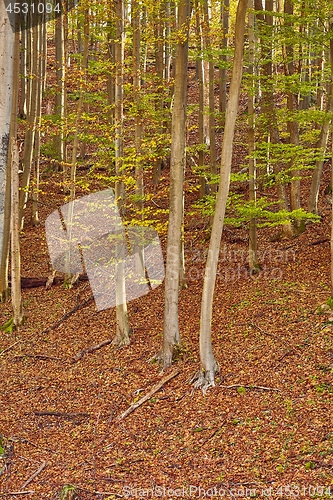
[194,0,247,392]
[158,0,191,368]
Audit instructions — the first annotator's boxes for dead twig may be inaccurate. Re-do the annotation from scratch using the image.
[12,354,62,361]
[9,436,57,454]
[118,369,180,421]
[40,295,94,336]
[201,421,226,446]
[34,411,89,419]
[0,341,21,356]
[20,461,47,489]
[0,492,35,496]
[72,339,113,363]
[220,384,280,392]
[77,487,123,497]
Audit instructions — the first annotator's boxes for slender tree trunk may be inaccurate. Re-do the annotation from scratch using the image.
[330,23,333,297]
[19,21,27,119]
[19,8,39,228]
[308,92,332,214]
[69,8,89,200]
[0,4,17,301]
[54,9,66,168]
[203,0,217,184]
[158,0,191,368]
[194,0,247,392]
[133,0,143,212]
[219,0,229,120]
[248,0,258,272]
[284,0,301,233]
[11,139,24,327]
[195,0,206,197]
[113,0,130,346]
[255,0,293,236]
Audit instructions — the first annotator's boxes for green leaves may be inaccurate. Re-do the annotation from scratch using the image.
[0,317,14,334]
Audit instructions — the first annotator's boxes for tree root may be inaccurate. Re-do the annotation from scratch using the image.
[191,362,220,395]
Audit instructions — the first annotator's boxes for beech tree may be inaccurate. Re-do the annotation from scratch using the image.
[0,3,15,301]
[193,0,247,392]
[158,0,191,368]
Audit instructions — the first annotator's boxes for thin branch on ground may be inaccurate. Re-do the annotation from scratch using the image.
[220,384,280,392]
[34,411,89,419]
[40,295,94,336]
[72,339,113,363]
[9,436,57,454]
[118,369,180,421]
[0,341,21,356]
[77,487,123,497]
[201,420,226,446]
[0,492,35,496]
[13,355,62,361]
[20,461,47,489]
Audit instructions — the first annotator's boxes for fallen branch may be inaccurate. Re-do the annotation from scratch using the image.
[40,295,94,336]
[0,492,34,496]
[20,461,47,489]
[13,355,62,361]
[9,436,57,454]
[220,384,280,392]
[77,487,122,497]
[118,369,180,421]
[34,411,89,419]
[7,274,89,289]
[0,341,21,356]
[201,420,226,446]
[72,339,113,363]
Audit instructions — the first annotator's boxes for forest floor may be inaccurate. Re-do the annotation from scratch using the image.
[1,72,333,499]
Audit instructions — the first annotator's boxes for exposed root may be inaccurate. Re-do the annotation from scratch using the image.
[191,362,220,395]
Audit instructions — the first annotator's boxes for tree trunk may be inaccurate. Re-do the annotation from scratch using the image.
[330,23,333,298]
[113,0,130,345]
[19,8,39,228]
[159,0,191,368]
[195,0,207,197]
[0,4,16,301]
[11,139,24,327]
[54,9,66,167]
[284,0,301,234]
[219,0,229,120]
[248,0,259,272]
[308,92,332,214]
[194,0,247,392]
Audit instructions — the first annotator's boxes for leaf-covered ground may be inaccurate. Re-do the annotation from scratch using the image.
[1,69,333,499]
[1,162,333,499]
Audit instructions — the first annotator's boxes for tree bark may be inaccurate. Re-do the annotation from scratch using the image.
[0,4,16,301]
[195,0,247,392]
[159,0,191,368]
[11,139,24,327]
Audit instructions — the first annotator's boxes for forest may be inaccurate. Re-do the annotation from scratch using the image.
[0,0,333,497]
